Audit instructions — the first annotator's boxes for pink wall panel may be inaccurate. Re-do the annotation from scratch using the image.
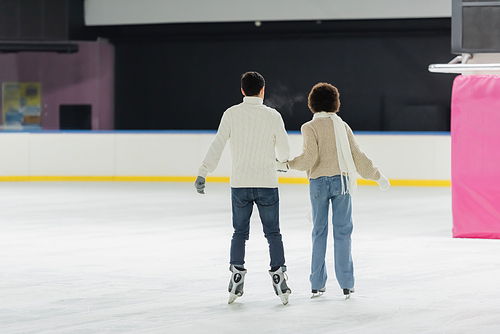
[451,75,500,239]
[0,41,114,130]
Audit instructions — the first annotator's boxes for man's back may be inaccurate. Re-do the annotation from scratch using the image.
[223,97,289,187]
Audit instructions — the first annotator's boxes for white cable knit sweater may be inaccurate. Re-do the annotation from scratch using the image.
[198,96,290,188]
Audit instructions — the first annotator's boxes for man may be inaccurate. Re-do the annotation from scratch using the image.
[194,71,291,305]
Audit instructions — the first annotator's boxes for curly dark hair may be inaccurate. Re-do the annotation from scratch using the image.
[308,83,340,113]
[241,71,265,96]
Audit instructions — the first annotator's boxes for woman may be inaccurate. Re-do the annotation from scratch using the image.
[287,83,390,299]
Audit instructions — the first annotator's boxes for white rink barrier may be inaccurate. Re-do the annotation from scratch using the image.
[0,131,450,186]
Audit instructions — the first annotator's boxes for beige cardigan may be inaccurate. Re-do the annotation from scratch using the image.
[288,116,381,181]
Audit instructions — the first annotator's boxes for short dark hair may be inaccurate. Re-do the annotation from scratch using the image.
[308,83,340,113]
[241,71,265,96]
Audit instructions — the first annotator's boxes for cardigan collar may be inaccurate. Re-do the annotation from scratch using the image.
[243,96,263,105]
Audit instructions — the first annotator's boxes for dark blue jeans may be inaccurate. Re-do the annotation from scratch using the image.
[230,187,286,270]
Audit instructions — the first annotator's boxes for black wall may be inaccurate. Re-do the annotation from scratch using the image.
[91,18,457,131]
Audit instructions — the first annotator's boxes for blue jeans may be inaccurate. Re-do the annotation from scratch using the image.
[309,175,354,290]
[230,187,286,270]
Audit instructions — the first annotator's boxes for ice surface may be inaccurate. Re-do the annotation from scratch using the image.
[1,182,499,333]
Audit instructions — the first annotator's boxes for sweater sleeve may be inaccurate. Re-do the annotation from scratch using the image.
[288,123,318,171]
[346,123,381,181]
[274,113,291,163]
[197,111,230,178]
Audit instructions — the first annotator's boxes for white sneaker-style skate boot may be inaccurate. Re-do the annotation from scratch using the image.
[228,265,247,304]
[269,267,291,305]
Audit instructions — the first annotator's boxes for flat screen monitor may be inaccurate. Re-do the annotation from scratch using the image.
[452,0,500,53]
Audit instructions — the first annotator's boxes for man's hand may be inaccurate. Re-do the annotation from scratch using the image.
[194,176,206,194]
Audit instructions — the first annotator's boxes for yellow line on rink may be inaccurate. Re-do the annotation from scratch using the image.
[0,175,450,187]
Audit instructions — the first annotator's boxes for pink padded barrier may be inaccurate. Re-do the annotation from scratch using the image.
[451,75,500,239]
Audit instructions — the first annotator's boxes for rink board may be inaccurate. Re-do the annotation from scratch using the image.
[451,75,500,239]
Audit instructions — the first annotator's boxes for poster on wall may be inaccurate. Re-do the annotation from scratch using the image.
[2,82,42,130]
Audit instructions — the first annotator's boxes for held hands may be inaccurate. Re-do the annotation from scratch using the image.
[377,174,390,191]
[276,160,289,173]
[194,176,206,194]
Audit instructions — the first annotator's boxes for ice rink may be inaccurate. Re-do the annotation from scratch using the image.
[1,181,499,333]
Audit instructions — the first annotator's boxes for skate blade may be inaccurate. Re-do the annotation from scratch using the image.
[228,293,239,304]
[345,294,351,300]
[311,292,324,299]
[279,291,291,305]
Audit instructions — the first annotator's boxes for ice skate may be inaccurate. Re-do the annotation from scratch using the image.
[343,288,355,300]
[269,267,291,305]
[228,265,247,304]
[311,287,326,298]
